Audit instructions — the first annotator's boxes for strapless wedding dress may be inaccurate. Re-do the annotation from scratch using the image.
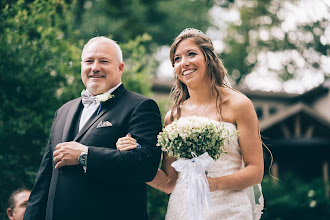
[165,122,263,220]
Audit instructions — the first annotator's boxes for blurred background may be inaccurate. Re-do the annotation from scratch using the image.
[0,0,329,219]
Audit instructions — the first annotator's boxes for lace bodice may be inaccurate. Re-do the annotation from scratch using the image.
[165,122,263,220]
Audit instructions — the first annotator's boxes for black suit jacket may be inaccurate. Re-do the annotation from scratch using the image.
[23,85,162,220]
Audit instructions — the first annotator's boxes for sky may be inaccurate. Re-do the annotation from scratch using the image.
[156,0,330,94]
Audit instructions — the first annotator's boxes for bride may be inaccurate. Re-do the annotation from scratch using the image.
[116,28,264,220]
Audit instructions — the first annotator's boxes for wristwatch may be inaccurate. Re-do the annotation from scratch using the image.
[78,147,89,167]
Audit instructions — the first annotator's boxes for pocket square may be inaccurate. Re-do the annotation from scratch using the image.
[97,120,113,128]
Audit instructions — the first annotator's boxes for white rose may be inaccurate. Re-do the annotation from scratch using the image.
[96,93,114,102]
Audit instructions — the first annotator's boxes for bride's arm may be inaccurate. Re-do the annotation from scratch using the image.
[146,152,178,194]
[208,94,264,192]
[147,111,178,194]
[116,136,177,194]
[116,111,178,194]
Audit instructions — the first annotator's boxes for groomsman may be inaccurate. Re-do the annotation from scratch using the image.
[23,36,162,220]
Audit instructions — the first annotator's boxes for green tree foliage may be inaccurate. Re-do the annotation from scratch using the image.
[0,0,155,218]
[222,0,329,86]
[73,0,212,45]
[262,174,330,219]
[0,0,82,217]
[121,33,155,96]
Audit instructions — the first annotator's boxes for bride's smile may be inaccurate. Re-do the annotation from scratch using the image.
[182,69,196,77]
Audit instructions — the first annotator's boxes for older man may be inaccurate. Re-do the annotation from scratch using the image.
[23,37,162,220]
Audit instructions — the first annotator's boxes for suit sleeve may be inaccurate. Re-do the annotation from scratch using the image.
[23,112,57,220]
[87,98,162,183]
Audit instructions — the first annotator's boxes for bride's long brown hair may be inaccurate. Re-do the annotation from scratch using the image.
[169,28,230,122]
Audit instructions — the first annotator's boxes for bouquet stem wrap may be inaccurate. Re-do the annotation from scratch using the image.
[171,152,213,220]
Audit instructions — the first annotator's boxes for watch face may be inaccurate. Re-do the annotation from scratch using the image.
[79,154,87,166]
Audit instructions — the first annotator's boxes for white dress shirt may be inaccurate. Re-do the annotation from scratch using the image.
[79,82,122,131]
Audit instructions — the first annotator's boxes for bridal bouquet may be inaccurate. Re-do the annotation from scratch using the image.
[157,116,236,159]
[157,116,238,220]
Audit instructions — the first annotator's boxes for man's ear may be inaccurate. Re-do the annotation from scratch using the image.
[119,62,125,76]
[7,208,14,220]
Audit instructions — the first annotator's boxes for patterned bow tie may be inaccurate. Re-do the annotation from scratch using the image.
[81,90,97,107]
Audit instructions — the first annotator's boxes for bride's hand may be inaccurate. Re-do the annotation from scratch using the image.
[116,133,141,151]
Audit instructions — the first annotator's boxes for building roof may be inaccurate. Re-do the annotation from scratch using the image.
[260,102,330,131]
[236,80,329,101]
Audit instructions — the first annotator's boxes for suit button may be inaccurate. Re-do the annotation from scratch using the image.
[59,168,63,174]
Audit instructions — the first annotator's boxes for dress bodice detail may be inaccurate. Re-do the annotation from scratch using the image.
[165,122,263,220]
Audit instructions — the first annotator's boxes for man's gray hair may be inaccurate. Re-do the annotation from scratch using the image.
[82,36,123,62]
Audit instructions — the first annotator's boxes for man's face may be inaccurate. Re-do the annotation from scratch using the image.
[7,191,31,220]
[81,40,124,96]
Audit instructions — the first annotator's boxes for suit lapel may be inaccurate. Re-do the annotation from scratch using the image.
[62,98,83,142]
[73,85,127,142]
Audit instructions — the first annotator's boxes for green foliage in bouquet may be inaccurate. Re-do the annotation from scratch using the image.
[157,116,238,160]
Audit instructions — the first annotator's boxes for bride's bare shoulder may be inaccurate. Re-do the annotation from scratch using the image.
[226,89,251,106]
[164,109,177,126]
[222,88,255,119]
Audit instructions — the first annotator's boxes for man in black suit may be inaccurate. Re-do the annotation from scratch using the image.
[23,36,162,220]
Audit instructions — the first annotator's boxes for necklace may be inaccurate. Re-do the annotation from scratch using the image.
[189,97,212,117]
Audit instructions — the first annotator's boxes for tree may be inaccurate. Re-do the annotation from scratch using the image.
[0,1,155,218]
[73,0,213,45]
[0,1,82,218]
[221,0,329,92]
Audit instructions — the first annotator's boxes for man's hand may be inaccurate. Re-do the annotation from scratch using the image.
[53,142,87,169]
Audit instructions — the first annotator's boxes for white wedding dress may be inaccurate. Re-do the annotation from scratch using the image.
[165,122,264,220]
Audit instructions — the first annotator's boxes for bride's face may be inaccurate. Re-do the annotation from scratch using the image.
[173,38,209,88]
